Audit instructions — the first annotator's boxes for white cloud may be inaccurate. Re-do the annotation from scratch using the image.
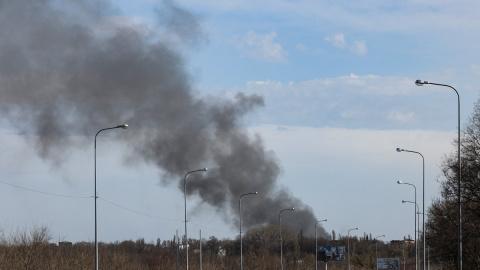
[324,33,347,49]
[296,43,309,52]
[176,0,480,34]
[387,111,416,123]
[325,33,367,56]
[230,31,288,63]
[340,110,364,119]
[471,64,480,75]
[232,73,466,129]
[351,40,367,56]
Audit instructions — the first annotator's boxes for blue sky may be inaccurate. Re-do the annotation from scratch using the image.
[1,0,480,246]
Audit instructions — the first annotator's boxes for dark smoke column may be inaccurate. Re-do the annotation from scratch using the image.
[0,0,327,239]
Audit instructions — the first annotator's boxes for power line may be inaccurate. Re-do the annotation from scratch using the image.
[0,179,232,235]
[99,197,182,223]
[0,180,90,199]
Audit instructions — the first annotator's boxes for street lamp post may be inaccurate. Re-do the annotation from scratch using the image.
[315,219,327,270]
[239,191,257,270]
[348,228,358,270]
[375,235,385,270]
[415,79,461,270]
[94,124,128,270]
[417,210,422,269]
[398,181,417,270]
[396,147,425,270]
[402,200,420,270]
[279,207,294,270]
[184,168,208,270]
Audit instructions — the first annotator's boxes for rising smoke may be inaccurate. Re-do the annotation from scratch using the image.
[0,0,327,237]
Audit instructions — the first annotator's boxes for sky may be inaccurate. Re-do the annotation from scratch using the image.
[0,0,480,247]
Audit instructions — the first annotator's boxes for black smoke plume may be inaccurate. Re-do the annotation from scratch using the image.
[0,0,327,237]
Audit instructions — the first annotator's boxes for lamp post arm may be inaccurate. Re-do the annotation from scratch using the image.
[402,182,417,270]
[419,80,461,270]
[347,228,358,270]
[399,148,424,270]
[239,192,257,236]
[279,208,294,270]
[94,124,128,270]
[95,125,128,193]
[375,235,385,270]
[315,219,327,270]
[184,168,207,270]
[240,192,257,270]
[434,83,461,270]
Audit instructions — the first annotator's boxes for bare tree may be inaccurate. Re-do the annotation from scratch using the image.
[426,97,480,268]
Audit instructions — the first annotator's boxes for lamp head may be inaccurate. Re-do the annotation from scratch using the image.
[117,124,128,129]
[415,80,429,86]
[252,191,258,194]
[201,168,208,171]
[397,181,403,184]
[402,200,406,203]
[280,207,295,214]
[396,148,403,152]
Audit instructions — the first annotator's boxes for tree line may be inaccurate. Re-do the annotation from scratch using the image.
[0,223,436,270]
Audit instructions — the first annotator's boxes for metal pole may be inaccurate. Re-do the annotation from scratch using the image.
[315,219,327,270]
[396,148,424,270]
[94,124,128,270]
[94,130,98,270]
[422,152,426,270]
[375,235,385,270]
[184,173,188,270]
[200,229,202,270]
[184,168,207,270]
[413,185,418,270]
[240,192,257,270]
[415,80,461,270]
[417,211,421,270]
[347,228,358,270]
[398,181,417,270]
[176,230,179,270]
[280,213,282,270]
[348,232,350,270]
[402,200,419,270]
[279,208,294,270]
